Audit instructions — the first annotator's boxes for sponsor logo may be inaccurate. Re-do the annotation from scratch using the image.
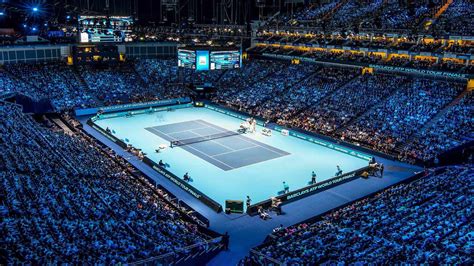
[287,172,357,200]
[152,166,202,199]
[369,64,467,79]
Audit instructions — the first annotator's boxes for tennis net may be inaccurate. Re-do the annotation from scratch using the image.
[170,130,242,147]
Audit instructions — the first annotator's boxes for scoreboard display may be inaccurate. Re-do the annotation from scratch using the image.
[178,49,197,69]
[79,16,133,43]
[210,50,241,70]
[178,47,242,71]
[196,50,210,71]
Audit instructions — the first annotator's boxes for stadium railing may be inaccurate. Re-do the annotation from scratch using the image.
[248,249,283,266]
[246,165,373,216]
[131,236,224,266]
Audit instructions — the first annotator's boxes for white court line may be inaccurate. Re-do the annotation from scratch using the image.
[153,123,233,152]
[192,120,246,151]
[152,125,210,135]
[211,145,260,157]
[195,120,276,153]
[148,127,235,170]
[188,128,237,152]
[195,120,289,157]
[249,140,289,157]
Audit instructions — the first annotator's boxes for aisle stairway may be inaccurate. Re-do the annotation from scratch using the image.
[70,65,103,105]
[335,77,411,134]
[287,71,361,120]
[260,65,322,105]
[395,87,471,153]
[323,0,350,20]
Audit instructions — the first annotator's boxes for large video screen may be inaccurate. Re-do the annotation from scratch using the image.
[210,50,241,70]
[78,16,133,43]
[177,48,241,71]
[178,49,196,69]
[196,50,210,71]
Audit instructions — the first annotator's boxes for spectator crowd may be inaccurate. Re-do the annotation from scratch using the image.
[242,165,473,265]
[0,45,471,265]
[0,60,190,111]
[0,102,216,263]
[263,0,472,35]
[1,58,471,164]
[0,1,472,264]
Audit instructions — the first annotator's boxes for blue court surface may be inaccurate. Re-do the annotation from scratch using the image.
[146,119,290,170]
[95,106,369,207]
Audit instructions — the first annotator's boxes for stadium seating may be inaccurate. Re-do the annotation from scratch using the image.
[222,63,315,110]
[132,59,188,99]
[5,62,98,109]
[252,67,357,124]
[0,68,38,99]
[402,91,473,161]
[1,58,471,163]
[341,79,465,154]
[0,102,218,264]
[211,62,471,161]
[77,63,156,105]
[1,61,187,110]
[241,165,473,265]
[0,0,472,264]
[265,0,451,32]
[429,0,474,36]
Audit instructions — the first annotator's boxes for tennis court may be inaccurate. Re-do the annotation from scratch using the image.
[94,105,369,208]
[146,120,289,170]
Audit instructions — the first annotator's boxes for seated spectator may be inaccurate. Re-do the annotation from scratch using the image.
[245,165,473,264]
[258,207,271,220]
[0,102,215,264]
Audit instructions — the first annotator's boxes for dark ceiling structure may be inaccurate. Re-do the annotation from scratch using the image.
[0,0,285,27]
